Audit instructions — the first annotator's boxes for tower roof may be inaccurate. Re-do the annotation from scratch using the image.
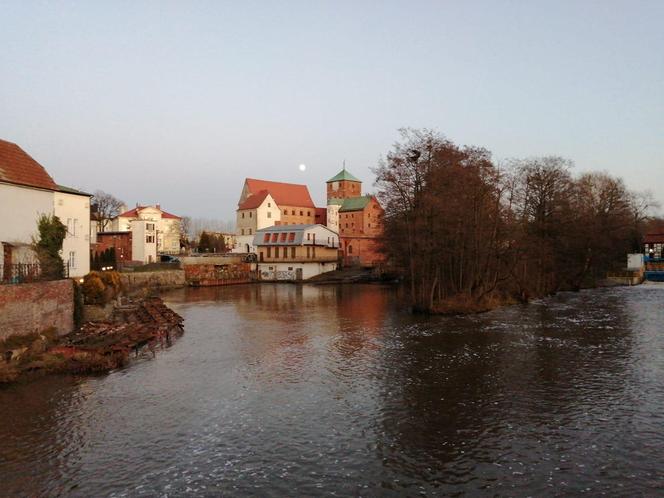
[326,169,361,183]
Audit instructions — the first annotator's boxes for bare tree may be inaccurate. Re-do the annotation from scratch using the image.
[91,190,125,231]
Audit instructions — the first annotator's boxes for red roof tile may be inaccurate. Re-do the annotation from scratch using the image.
[244,178,315,208]
[0,139,57,191]
[118,205,181,220]
[238,190,271,210]
[644,231,664,244]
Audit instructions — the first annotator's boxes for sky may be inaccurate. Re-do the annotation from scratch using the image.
[2,0,663,221]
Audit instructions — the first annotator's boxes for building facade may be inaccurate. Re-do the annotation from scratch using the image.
[326,168,385,267]
[235,178,317,253]
[253,224,339,280]
[0,139,91,279]
[111,204,181,255]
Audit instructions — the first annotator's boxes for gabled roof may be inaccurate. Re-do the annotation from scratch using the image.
[238,190,271,210]
[118,205,181,220]
[327,169,361,183]
[0,139,58,191]
[644,231,664,244]
[338,196,374,212]
[244,178,315,208]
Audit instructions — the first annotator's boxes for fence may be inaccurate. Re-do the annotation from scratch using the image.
[0,262,70,285]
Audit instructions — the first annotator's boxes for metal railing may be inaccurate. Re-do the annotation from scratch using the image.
[0,262,70,285]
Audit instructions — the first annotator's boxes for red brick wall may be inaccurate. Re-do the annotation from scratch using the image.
[95,232,133,262]
[0,280,74,340]
[341,236,385,267]
[327,180,362,200]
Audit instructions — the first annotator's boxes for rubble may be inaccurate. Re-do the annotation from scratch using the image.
[0,297,184,384]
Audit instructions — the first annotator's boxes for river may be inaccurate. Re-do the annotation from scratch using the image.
[1,283,663,496]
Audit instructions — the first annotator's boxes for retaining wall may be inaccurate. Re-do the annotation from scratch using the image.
[120,270,186,292]
[0,280,74,340]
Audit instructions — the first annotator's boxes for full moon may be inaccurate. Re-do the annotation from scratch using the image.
[299,164,306,172]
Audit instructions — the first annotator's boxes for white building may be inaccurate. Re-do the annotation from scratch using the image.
[234,178,319,254]
[54,186,92,277]
[131,220,158,264]
[253,224,340,280]
[0,139,91,279]
[111,204,181,254]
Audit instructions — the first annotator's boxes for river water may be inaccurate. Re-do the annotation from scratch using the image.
[1,284,663,497]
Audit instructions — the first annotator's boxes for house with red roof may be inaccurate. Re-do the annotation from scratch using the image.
[0,138,92,278]
[110,204,182,258]
[235,178,320,253]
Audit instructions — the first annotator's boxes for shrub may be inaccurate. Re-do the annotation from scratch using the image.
[82,272,106,304]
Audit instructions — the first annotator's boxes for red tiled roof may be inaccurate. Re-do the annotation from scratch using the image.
[244,178,315,208]
[118,205,181,220]
[0,139,58,191]
[238,190,271,210]
[644,231,664,244]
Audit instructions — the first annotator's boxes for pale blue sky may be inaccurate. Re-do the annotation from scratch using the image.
[2,0,663,219]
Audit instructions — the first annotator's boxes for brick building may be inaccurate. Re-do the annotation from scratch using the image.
[325,168,385,267]
[95,231,133,264]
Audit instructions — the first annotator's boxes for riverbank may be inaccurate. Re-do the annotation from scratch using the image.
[0,297,183,385]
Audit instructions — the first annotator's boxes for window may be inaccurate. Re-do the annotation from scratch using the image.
[275,247,280,258]
[249,212,252,218]
[291,210,295,215]
[267,246,272,258]
[248,229,252,235]
[68,251,76,269]
[348,245,353,254]
[72,219,78,236]
[300,210,303,216]
[280,233,287,242]
[242,213,245,219]
[271,233,278,242]
[267,212,272,218]
[241,228,245,235]
[146,223,155,231]
[284,209,287,215]
[306,246,310,258]
[307,211,310,216]
[345,223,348,228]
[263,233,270,243]
[288,232,295,242]
[146,235,155,243]
[312,246,316,258]
[307,233,311,240]
[268,202,271,207]
[291,247,295,258]
[260,252,264,262]
[288,267,293,271]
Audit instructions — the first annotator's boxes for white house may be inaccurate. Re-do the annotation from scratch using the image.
[0,139,91,280]
[54,186,92,277]
[234,178,319,254]
[253,224,340,280]
[111,204,181,255]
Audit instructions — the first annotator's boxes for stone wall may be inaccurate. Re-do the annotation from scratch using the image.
[0,280,74,340]
[120,270,186,292]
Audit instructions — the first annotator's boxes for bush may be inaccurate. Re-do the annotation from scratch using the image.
[82,272,106,304]
[82,271,122,304]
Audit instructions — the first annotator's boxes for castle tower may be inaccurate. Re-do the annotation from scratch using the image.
[326,167,362,201]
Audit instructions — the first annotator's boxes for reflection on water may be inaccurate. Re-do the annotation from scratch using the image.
[1,284,663,496]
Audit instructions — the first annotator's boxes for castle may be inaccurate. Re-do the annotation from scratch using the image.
[235,167,384,267]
